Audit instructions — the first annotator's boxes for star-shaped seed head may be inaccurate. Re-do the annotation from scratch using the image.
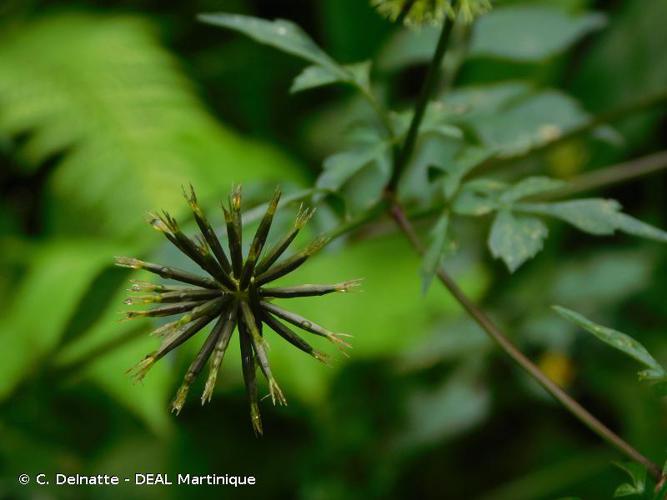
[114,185,358,435]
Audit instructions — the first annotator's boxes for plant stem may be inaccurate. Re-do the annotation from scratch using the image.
[537,149,667,200]
[388,199,663,482]
[388,6,457,190]
[474,87,667,176]
[396,0,418,25]
[405,148,667,222]
[381,6,665,485]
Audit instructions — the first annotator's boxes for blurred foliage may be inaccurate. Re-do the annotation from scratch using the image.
[0,0,666,499]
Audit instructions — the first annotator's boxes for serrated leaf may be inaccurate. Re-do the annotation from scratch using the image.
[612,462,646,498]
[518,199,667,241]
[488,210,548,272]
[517,199,621,234]
[198,13,343,75]
[553,306,666,380]
[0,14,300,240]
[421,212,450,293]
[500,176,566,203]
[470,6,606,62]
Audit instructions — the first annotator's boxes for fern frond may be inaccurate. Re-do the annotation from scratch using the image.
[0,14,298,240]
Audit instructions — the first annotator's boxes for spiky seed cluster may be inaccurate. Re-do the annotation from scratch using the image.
[371,0,491,26]
[115,185,358,435]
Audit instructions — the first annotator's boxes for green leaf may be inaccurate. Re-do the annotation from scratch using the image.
[54,275,173,435]
[345,61,372,91]
[488,210,548,272]
[451,177,506,216]
[0,14,300,240]
[199,13,377,102]
[613,213,667,243]
[443,81,533,118]
[0,240,127,400]
[518,200,667,241]
[500,177,566,203]
[571,1,667,148]
[316,141,390,194]
[392,102,463,142]
[290,61,371,94]
[440,83,607,158]
[198,13,343,74]
[551,251,655,308]
[518,199,620,234]
[291,65,341,93]
[437,146,495,200]
[612,462,646,498]
[469,90,592,157]
[469,6,606,62]
[421,212,450,294]
[452,190,498,217]
[552,306,666,381]
[395,362,490,450]
[377,26,440,71]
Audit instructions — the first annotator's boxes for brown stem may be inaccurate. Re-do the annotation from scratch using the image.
[406,149,667,223]
[473,87,667,177]
[388,198,663,483]
[537,149,667,200]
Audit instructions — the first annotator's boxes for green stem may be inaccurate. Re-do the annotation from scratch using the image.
[388,198,663,482]
[388,7,457,190]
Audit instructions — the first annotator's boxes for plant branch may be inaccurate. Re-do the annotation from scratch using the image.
[388,6,457,190]
[405,148,667,222]
[380,9,665,482]
[388,199,663,482]
[537,149,667,200]
[473,86,667,176]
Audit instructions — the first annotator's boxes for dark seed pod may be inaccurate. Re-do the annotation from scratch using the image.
[116,185,358,434]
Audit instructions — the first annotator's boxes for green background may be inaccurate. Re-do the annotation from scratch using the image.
[0,0,665,498]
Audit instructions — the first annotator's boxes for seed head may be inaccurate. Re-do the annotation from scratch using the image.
[115,185,357,434]
[371,0,491,26]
